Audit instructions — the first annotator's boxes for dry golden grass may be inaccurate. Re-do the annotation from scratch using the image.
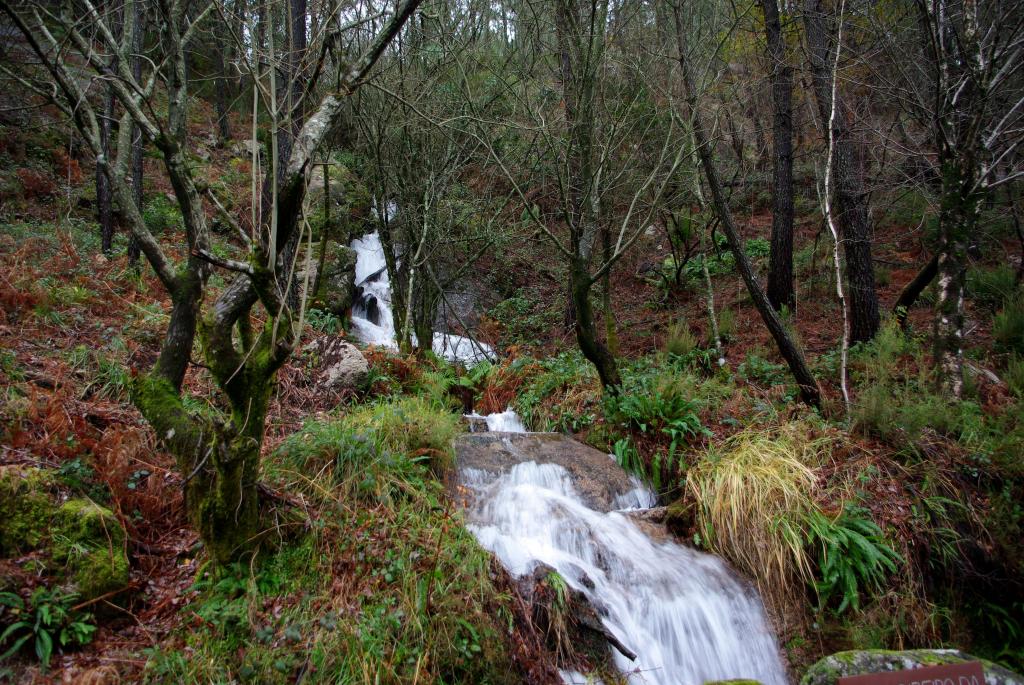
[687,425,833,613]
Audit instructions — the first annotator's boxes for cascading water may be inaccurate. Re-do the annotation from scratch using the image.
[348,226,495,366]
[462,411,788,685]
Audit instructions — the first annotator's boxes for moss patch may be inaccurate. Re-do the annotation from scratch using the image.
[801,649,1024,685]
[0,466,129,601]
[0,466,59,555]
[52,499,130,599]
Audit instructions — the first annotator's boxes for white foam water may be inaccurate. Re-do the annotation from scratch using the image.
[462,412,788,685]
[348,229,495,366]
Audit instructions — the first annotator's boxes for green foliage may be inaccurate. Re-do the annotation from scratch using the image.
[514,352,599,432]
[142,194,183,234]
[849,325,994,455]
[665,318,698,358]
[994,295,1024,354]
[1006,354,1024,399]
[738,353,787,386]
[66,343,130,401]
[278,397,460,484]
[490,289,560,345]
[148,399,518,684]
[717,308,736,342]
[687,426,827,611]
[805,505,902,614]
[604,368,708,437]
[967,265,1019,312]
[306,308,344,334]
[0,588,96,668]
[745,237,771,259]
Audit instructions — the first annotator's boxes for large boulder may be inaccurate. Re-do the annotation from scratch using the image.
[453,432,643,512]
[801,650,1023,685]
[304,336,369,392]
[0,466,129,602]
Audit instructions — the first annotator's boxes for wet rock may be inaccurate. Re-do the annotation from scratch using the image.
[520,562,635,670]
[801,650,1023,685]
[0,466,129,601]
[453,433,641,512]
[304,336,369,392]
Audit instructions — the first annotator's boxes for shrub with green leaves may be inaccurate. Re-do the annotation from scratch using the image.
[514,352,599,432]
[142,194,183,234]
[0,588,96,668]
[739,353,788,387]
[805,505,902,614]
[604,368,707,436]
[306,308,344,334]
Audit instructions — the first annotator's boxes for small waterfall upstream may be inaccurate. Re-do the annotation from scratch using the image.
[348,223,787,683]
[348,228,495,365]
[462,412,788,685]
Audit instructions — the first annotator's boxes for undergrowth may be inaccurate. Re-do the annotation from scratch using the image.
[144,397,525,684]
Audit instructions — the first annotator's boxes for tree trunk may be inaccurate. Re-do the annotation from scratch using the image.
[933,161,980,397]
[803,0,879,343]
[127,0,144,265]
[98,86,115,255]
[893,253,937,330]
[675,2,820,406]
[572,259,621,391]
[761,0,795,312]
[214,28,232,144]
[602,222,619,356]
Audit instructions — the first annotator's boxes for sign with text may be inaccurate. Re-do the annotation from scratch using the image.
[837,661,986,685]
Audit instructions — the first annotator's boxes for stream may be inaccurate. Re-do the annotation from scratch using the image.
[349,230,495,365]
[348,230,788,685]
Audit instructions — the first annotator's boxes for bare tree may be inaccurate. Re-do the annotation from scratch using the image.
[913,0,1024,395]
[803,0,880,343]
[672,0,821,407]
[1,0,422,564]
[760,0,796,312]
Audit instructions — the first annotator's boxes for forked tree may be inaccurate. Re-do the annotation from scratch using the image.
[1,0,422,564]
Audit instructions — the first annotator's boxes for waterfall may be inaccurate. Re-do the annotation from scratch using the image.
[348,229,495,366]
[463,410,788,685]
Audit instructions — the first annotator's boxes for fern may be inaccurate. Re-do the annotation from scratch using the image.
[805,504,902,614]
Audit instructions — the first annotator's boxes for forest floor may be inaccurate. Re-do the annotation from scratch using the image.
[2,103,1023,683]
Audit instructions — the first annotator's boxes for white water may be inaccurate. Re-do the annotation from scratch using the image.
[349,229,495,366]
[464,407,527,432]
[464,411,788,685]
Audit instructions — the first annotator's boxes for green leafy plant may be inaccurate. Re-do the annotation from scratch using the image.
[306,308,344,334]
[0,588,96,668]
[738,353,787,386]
[805,504,902,614]
[967,265,1019,312]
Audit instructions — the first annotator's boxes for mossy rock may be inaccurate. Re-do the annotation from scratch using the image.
[801,650,1023,685]
[52,500,129,600]
[0,466,60,555]
[0,466,129,601]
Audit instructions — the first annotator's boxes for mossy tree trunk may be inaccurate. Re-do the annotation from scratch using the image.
[5,0,424,565]
[933,161,981,397]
